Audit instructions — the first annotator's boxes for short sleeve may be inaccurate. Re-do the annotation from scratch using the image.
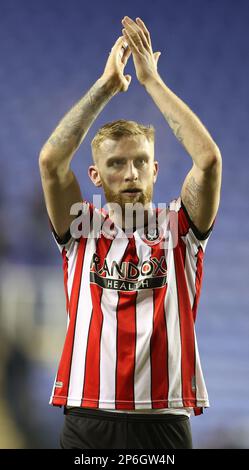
[170,196,216,254]
[48,200,93,255]
[48,217,76,254]
[180,199,215,242]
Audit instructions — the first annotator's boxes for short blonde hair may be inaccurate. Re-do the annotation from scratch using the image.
[91,119,155,161]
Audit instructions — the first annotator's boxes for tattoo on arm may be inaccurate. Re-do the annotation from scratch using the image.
[163,112,185,145]
[47,80,116,154]
[48,121,83,149]
[183,175,203,218]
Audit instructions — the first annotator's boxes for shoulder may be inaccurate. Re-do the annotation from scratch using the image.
[168,195,214,241]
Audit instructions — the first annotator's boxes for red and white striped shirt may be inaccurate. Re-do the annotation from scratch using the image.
[49,196,214,417]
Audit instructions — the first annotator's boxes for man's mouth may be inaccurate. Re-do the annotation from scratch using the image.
[122,188,142,194]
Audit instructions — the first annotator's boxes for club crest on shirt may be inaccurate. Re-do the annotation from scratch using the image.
[146,227,159,241]
[141,226,164,246]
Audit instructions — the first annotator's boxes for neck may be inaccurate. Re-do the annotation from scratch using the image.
[107,202,154,233]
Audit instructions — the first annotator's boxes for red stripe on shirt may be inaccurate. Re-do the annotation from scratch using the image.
[150,240,169,409]
[62,248,70,314]
[115,235,139,410]
[178,206,190,236]
[52,236,87,405]
[174,236,196,407]
[192,246,204,322]
[81,233,114,408]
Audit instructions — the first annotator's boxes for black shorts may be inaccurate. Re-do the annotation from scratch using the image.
[59,407,193,449]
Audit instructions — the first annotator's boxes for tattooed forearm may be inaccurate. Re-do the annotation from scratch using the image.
[163,113,184,144]
[47,121,83,149]
[144,76,220,169]
[183,175,203,218]
[42,76,119,161]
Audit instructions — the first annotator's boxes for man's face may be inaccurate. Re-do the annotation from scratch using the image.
[89,135,158,210]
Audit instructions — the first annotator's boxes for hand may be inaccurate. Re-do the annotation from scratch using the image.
[101,36,132,92]
[121,16,161,86]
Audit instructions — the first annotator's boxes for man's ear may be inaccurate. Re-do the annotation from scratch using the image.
[153,161,159,183]
[88,165,102,187]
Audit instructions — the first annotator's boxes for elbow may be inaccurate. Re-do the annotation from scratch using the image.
[200,150,222,176]
[213,145,222,162]
[39,150,56,174]
[39,151,70,180]
[202,147,222,171]
[39,150,64,179]
[210,148,222,168]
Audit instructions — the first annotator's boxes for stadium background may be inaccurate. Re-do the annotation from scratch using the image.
[0,0,248,448]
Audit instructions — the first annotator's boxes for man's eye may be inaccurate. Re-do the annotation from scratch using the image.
[112,160,124,167]
[136,158,146,166]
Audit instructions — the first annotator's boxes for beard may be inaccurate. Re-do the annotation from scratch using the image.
[101,179,154,231]
[101,180,153,207]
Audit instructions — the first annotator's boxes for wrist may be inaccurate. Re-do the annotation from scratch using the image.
[99,74,121,95]
[142,73,163,90]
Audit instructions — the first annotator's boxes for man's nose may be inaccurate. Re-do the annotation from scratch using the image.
[124,161,138,181]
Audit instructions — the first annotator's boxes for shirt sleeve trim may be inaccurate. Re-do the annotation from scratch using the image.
[48,217,72,245]
[180,199,215,241]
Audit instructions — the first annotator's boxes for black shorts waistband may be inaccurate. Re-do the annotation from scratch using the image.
[63,406,189,422]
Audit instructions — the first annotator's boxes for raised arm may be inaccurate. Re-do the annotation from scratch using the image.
[39,36,132,240]
[121,16,222,235]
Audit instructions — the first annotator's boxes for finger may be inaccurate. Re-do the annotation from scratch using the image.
[117,38,131,67]
[122,24,145,54]
[135,17,152,48]
[122,29,141,56]
[121,42,132,66]
[133,23,150,51]
[110,35,126,54]
[122,18,150,51]
[118,38,128,58]
[154,51,161,64]
[112,36,130,66]
[125,74,132,85]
